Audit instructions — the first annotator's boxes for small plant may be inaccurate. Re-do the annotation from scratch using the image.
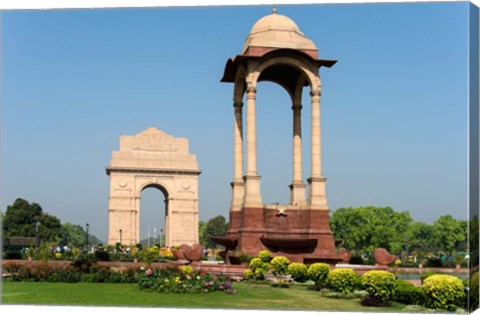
[249,257,269,280]
[287,263,308,283]
[423,274,466,311]
[420,271,438,284]
[307,263,330,290]
[258,250,273,263]
[393,278,427,306]
[361,270,396,305]
[327,268,360,294]
[243,269,254,280]
[470,271,479,311]
[180,265,194,275]
[270,256,290,286]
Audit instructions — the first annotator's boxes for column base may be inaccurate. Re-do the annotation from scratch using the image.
[230,180,245,211]
[243,174,263,208]
[307,176,329,209]
[289,181,307,206]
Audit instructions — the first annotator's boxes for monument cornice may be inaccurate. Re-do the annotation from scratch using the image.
[106,166,202,176]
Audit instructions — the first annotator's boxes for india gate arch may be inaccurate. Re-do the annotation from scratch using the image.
[106,127,201,246]
[215,9,344,264]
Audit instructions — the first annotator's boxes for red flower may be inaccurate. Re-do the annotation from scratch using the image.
[200,271,206,276]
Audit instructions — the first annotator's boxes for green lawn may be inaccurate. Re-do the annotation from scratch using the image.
[1,281,407,312]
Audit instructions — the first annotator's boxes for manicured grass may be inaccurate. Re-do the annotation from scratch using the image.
[1,280,406,312]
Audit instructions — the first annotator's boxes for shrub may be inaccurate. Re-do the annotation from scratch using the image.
[423,274,466,311]
[94,249,110,262]
[361,270,396,304]
[287,263,308,283]
[71,253,97,273]
[470,271,479,311]
[180,265,194,275]
[327,268,360,294]
[249,257,269,280]
[258,250,273,263]
[420,271,437,284]
[243,269,254,280]
[270,256,290,277]
[307,263,330,288]
[393,279,427,306]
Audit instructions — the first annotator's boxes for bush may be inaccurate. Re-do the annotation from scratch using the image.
[327,268,360,294]
[249,257,269,280]
[423,274,466,311]
[94,249,110,262]
[287,263,308,283]
[180,265,194,275]
[243,269,254,280]
[307,263,330,288]
[420,271,438,284]
[393,279,427,305]
[470,271,479,311]
[361,270,396,304]
[270,256,290,277]
[258,250,272,263]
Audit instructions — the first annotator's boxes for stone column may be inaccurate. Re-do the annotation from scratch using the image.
[289,103,306,206]
[243,85,263,207]
[308,89,328,209]
[231,100,245,211]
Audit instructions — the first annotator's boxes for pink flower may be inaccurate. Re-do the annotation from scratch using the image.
[146,269,152,276]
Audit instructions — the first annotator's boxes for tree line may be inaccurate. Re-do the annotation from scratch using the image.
[330,206,470,258]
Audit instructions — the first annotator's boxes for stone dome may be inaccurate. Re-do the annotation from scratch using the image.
[241,9,318,55]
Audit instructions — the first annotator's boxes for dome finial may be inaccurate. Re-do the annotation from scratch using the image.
[272,6,278,15]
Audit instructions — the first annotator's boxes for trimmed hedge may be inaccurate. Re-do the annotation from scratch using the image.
[258,250,273,263]
[327,268,360,294]
[287,263,308,283]
[307,263,330,287]
[423,274,465,311]
[361,270,396,303]
[270,256,290,276]
[393,279,427,306]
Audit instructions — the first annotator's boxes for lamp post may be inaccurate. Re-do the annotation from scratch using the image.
[35,221,40,248]
[119,229,123,245]
[85,223,90,252]
[160,228,164,248]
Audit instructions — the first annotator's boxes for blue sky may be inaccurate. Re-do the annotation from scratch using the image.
[1,2,471,242]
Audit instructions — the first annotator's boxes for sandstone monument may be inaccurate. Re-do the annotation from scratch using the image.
[106,127,201,246]
[215,9,343,263]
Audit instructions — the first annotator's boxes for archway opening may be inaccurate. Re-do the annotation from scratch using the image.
[255,81,293,205]
[140,184,168,247]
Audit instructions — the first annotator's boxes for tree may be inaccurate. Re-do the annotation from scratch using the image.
[431,215,465,255]
[61,223,101,247]
[198,220,207,247]
[3,198,63,243]
[330,206,412,254]
[201,215,228,248]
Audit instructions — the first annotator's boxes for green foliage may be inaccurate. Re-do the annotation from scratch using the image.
[423,274,466,311]
[198,221,207,247]
[137,267,236,294]
[307,263,330,287]
[360,270,396,303]
[319,288,369,299]
[71,253,97,273]
[287,263,308,283]
[249,257,269,280]
[243,269,254,280]
[180,265,194,275]
[470,271,479,311]
[141,245,159,266]
[201,215,228,248]
[270,256,290,276]
[258,250,273,262]
[431,215,466,254]
[330,206,412,254]
[327,268,360,294]
[393,279,427,306]
[420,271,438,284]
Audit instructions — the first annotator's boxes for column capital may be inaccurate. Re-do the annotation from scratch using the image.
[310,88,322,97]
[292,103,303,111]
[233,100,243,109]
[246,85,257,96]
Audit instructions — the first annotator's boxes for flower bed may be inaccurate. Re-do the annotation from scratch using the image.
[138,266,236,294]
